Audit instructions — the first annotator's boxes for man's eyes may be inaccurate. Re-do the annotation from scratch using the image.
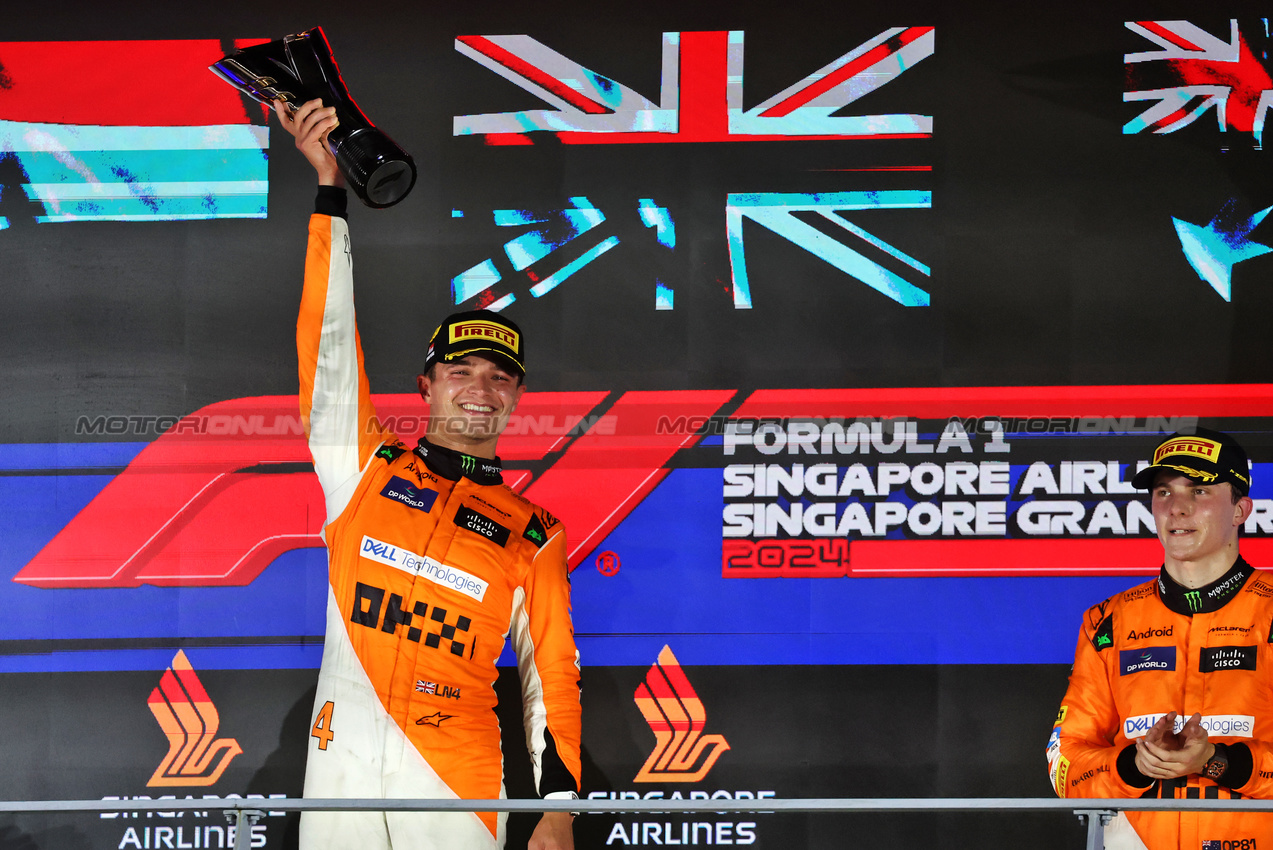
[444,367,513,382]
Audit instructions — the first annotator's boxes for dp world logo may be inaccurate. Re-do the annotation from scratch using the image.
[146,651,242,787]
[633,645,730,783]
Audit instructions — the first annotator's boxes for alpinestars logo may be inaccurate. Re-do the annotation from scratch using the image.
[633,646,730,783]
[146,651,242,787]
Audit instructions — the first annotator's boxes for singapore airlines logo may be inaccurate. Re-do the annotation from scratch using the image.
[146,651,243,787]
[633,646,730,783]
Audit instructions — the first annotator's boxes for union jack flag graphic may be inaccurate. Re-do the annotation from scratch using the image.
[416,680,438,694]
[1124,19,1273,146]
[454,28,933,144]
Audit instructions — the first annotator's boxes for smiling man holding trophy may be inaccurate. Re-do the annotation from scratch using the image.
[210,28,583,850]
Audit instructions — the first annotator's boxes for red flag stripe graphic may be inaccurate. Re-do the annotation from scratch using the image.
[456,36,611,115]
[0,39,268,126]
[759,26,934,118]
[1134,21,1204,52]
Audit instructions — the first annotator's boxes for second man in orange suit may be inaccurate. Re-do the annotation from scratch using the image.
[1049,428,1272,850]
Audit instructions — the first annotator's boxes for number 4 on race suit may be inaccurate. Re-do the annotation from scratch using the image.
[311,700,335,751]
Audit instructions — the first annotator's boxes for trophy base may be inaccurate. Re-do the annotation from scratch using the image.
[332,128,417,209]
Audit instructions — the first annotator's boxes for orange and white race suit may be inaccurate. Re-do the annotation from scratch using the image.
[1050,557,1273,850]
[296,199,581,850]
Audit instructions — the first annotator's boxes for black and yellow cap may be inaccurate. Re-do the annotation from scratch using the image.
[423,310,524,378]
[1131,427,1251,496]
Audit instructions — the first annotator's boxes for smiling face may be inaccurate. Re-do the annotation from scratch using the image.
[416,354,525,459]
[1151,472,1252,586]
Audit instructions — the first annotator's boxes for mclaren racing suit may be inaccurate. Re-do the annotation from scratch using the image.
[1050,557,1273,849]
[296,189,582,850]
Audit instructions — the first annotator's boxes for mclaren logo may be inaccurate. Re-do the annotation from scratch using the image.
[146,651,242,787]
[633,645,730,783]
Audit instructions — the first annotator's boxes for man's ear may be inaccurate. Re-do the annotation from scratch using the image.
[1235,495,1254,527]
[416,372,431,402]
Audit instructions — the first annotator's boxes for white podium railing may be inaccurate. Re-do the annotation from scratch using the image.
[4,796,1271,850]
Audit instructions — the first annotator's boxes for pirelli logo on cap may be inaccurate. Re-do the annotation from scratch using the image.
[1153,437,1221,464]
[450,320,520,351]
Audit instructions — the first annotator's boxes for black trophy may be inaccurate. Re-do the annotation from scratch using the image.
[210,27,416,208]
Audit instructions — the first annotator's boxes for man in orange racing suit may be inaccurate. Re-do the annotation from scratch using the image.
[278,99,581,850]
[1049,428,1273,849]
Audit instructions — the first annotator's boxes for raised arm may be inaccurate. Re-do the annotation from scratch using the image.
[279,100,389,521]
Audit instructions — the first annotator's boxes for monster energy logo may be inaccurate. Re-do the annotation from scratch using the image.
[460,455,475,474]
[1185,590,1203,612]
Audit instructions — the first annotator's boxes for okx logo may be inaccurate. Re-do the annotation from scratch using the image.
[633,645,730,782]
[146,651,242,787]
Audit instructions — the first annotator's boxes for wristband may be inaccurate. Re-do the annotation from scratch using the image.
[544,790,580,817]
